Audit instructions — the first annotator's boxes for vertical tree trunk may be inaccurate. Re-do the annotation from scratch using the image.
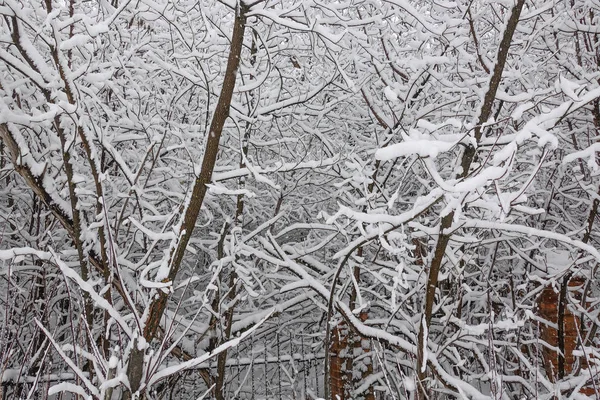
[330,322,350,400]
[416,1,525,397]
[538,276,592,394]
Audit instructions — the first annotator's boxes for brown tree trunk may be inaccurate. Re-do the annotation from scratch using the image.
[126,5,248,397]
[330,322,350,400]
[416,1,525,397]
[538,276,593,395]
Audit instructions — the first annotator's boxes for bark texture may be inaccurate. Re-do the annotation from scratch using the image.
[416,1,526,397]
[126,4,248,396]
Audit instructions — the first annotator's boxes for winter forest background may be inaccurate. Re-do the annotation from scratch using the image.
[1,0,600,399]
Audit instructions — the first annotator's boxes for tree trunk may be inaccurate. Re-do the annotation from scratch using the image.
[416,1,526,397]
[126,4,248,397]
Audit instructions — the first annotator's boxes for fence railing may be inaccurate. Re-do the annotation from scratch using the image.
[214,332,326,400]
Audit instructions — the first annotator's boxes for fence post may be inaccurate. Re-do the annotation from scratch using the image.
[301,335,307,397]
[289,331,294,397]
[314,336,319,398]
[251,335,255,400]
[236,344,241,393]
[265,336,269,399]
[277,332,282,400]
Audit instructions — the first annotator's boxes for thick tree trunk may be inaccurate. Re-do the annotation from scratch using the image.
[538,276,592,394]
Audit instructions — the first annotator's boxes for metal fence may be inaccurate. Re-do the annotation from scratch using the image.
[215,332,326,400]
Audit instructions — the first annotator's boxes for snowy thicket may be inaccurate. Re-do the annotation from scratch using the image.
[1,0,599,399]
